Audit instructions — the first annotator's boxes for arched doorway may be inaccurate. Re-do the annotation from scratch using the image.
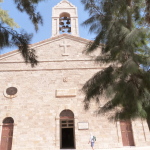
[120,120,135,146]
[60,109,75,149]
[0,117,14,150]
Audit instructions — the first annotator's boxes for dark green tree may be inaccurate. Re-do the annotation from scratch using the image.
[0,0,46,66]
[81,0,150,120]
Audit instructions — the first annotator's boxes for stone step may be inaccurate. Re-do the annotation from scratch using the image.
[60,147,150,150]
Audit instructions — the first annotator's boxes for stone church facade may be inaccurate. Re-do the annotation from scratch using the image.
[0,0,150,150]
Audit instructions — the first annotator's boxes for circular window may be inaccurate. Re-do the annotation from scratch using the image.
[4,87,18,98]
[6,87,17,96]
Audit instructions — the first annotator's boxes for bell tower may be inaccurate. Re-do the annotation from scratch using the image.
[52,0,79,37]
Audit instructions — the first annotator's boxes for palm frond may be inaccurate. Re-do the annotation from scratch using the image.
[0,25,38,67]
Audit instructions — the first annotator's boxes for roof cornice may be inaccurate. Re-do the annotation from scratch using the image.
[0,34,91,60]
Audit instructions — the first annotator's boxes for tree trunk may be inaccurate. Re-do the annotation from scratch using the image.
[126,0,132,30]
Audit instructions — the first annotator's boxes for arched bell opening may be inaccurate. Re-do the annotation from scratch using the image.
[0,117,14,150]
[60,109,75,149]
[59,12,71,34]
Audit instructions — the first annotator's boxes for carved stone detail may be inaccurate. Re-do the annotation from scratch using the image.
[59,40,70,56]
[63,77,68,82]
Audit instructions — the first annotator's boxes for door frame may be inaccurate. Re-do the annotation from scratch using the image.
[60,118,75,149]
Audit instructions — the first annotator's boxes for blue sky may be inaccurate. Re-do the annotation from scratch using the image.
[0,0,96,54]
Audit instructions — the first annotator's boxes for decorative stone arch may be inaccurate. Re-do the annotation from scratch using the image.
[55,106,78,119]
[0,117,14,150]
[60,109,74,119]
[3,83,18,99]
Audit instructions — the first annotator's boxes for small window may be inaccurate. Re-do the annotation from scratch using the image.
[62,124,67,127]
[68,124,74,127]
[3,117,14,124]
[68,120,73,123]
[60,110,74,119]
[4,87,18,98]
[6,87,17,96]
[62,121,66,123]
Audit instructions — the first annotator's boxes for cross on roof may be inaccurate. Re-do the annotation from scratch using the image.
[59,40,71,56]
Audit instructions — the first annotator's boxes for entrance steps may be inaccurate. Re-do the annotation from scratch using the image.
[94,146,150,150]
[60,147,150,150]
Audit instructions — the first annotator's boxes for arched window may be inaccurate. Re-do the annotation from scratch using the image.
[0,117,14,150]
[3,117,14,124]
[60,109,74,119]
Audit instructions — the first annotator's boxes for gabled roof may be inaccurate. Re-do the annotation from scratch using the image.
[54,0,75,8]
[0,34,90,60]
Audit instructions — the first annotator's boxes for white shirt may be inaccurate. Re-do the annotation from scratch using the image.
[89,136,94,142]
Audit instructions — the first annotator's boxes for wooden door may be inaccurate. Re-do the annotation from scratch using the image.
[120,120,135,146]
[0,124,13,150]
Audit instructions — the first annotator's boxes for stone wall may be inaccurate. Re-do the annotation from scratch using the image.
[0,35,149,150]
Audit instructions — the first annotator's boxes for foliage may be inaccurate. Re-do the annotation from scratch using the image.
[13,0,44,31]
[81,0,150,120]
[0,8,19,28]
[0,0,46,66]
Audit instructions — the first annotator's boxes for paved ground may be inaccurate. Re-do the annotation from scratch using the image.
[94,146,150,150]
[61,147,150,150]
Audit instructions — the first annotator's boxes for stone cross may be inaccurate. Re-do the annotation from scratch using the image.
[59,40,71,56]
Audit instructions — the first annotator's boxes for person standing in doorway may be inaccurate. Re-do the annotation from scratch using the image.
[88,133,96,150]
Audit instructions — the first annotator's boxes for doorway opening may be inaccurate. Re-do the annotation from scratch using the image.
[60,110,75,149]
